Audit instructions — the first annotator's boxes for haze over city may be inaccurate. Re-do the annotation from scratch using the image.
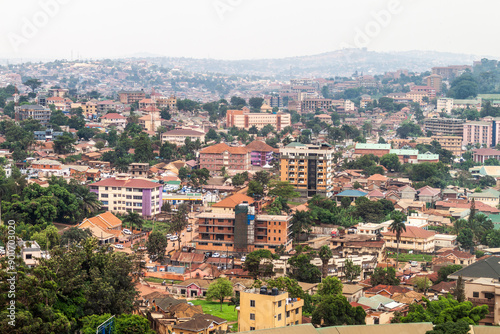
[1,0,499,61]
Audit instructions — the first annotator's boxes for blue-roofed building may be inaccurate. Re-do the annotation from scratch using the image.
[34,127,64,141]
[335,189,368,202]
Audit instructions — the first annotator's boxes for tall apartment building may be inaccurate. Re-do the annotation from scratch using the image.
[89,175,162,218]
[199,143,250,172]
[431,65,472,80]
[238,288,303,332]
[118,90,146,104]
[463,121,492,147]
[437,98,453,114]
[425,74,442,93]
[279,142,335,198]
[193,194,293,254]
[226,110,291,131]
[423,118,465,136]
[15,105,52,125]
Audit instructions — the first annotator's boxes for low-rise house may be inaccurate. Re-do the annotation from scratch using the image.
[161,129,206,146]
[342,284,364,302]
[364,284,412,298]
[79,211,123,245]
[436,249,475,266]
[434,234,457,249]
[468,188,500,208]
[172,314,228,334]
[171,278,211,298]
[382,225,436,253]
[417,186,441,203]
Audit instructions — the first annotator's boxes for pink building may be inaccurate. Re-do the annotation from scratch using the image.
[463,121,492,147]
[473,148,500,163]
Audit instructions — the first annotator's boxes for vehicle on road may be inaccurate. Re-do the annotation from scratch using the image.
[115,244,124,249]
[410,261,418,267]
[123,229,132,235]
[170,236,178,241]
[212,252,220,258]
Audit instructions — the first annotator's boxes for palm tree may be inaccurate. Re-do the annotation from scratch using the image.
[319,245,333,278]
[122,211,144,244]
[76,187,101,220]
[290,210,312,242]
[389,212,406,269]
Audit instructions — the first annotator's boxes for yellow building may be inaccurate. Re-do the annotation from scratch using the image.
[415,135,463,156]
[238,288,303,332]
[279,142,335,198]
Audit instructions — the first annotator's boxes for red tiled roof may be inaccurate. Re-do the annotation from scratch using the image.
[382,225,435,239]
[364,284,411,296]
[436,200,500,213]
[437,249,474,259]
[212,193,255,208]
[367,174,388,181]
[200,143,248,155]
[91,177,160,189]
[101,113,126,119]
[245,140,275,152]
[350,302,370,310]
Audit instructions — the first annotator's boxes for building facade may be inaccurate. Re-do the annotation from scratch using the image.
[238,288,303,332]
[463,121,492,147]
[199,143,250,172]
[16,105,52,125]
[226,109,291,131]
[89,175,162,218]
[279,142,335,198]
[118,90,146,104]
[161,129,206,146]
[424,118,465,136]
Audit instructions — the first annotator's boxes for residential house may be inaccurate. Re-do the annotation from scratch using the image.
[172,314,228,334]
[100,113,127,127]
[246,140,277,167]
[468,189,500,208]
[382,225,436,253]
[171,279,211,298]
[417,186,441,203]
[436,249,475,266]
[79,211,123,245]
[199,143,250,173]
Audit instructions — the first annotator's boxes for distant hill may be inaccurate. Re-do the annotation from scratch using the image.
[141,49,488,78]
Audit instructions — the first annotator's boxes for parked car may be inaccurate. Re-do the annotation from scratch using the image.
[123,229,132,235]
[221,254,227,258]
[213,253,220,258]
[410,261,418,267]
[241,256,246,262]
[170,236,178,241]
[115,244,124,249]
[186,227,192,232]
[137,246,147,251]
[166,234,172,238]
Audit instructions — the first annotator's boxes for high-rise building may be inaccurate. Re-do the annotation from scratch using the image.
[118,90,146,104]
[16,105,52,125]
[193,194,293,254]
[425,74,442,93]
[423,118,465,136]
[279,142,335,198]
[238,288,304,332]
[463,121,492,147]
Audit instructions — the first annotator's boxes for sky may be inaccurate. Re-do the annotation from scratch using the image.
[0,0,498,61]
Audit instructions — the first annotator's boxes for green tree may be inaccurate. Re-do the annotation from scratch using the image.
[370,267,400,286]
[317,276,343,297]
[457,228,474,252]
[75,186,101,219]
[243,249,274,279]
[206,278,233,311]
[454,276,466,303]
[344,258,362,283]
[380,153,402,172]
[23,78,42,92]
[290,210,312,242]
[61,227,92,246]
[389,211,407,268]
[426,320,470,334]
[249,97,264,110]
[318,245,333,278]
[53,133,76,154]
[288,251,322,283]
[133,133,154,162]
[254,171,271,186]
[247,180,264,198]
[269,180,300,201]
[436,264,463,284]
[122,211,144,237]
[398,295,488,325]
[311,295,366,327]
[146,230,169,261]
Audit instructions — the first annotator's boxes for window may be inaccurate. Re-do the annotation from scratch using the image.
[278,301,282,307]
[278,314,281,321]
[25,254,32,259]
[133,196,142,200]
[250,313,255,320]
[473,292,479,298]
[102,201,108,205]
[286,311,290,318]
[250,327,255,331]
[295,321,299,325]
[250,300,255,307]
[101,194,108,198]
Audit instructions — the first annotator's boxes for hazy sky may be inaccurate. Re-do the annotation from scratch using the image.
[0,0,498,61]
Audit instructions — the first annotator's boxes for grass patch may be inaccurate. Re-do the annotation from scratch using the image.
[288,201,302,206]
[190,300,238,322]
[144,277,166,284]
[387,253,433,262]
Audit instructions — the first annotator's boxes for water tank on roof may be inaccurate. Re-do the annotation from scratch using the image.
[260,287,267,295]
[272,288,279,296]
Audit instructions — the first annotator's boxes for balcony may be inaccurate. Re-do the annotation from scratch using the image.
[468,297,495,306]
